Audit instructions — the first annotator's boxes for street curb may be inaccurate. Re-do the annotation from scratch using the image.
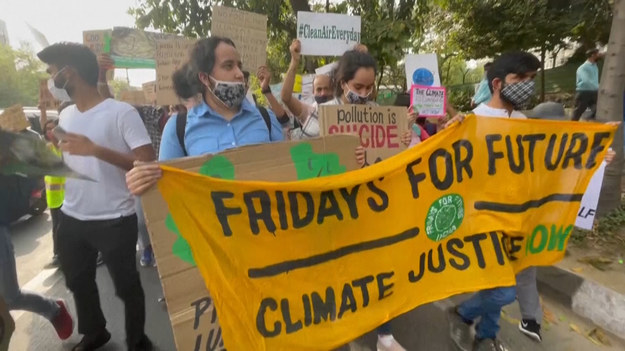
[536,265,625,340]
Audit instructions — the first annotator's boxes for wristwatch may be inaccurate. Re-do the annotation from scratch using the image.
[261,87,272,94]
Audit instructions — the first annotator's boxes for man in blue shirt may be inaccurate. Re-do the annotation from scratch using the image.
[126,37,284,194]
[572,49,602,121]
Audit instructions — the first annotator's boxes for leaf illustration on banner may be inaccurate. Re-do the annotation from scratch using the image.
[169,156,235,265]
[290,143,346,179]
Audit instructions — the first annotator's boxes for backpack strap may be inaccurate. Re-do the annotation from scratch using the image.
[176,111,188,156]
[256,105,272,140]
[176,107,270,156]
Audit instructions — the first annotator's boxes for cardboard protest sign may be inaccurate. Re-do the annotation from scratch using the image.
[297,12,361,56]
[319,105,408,165]
[405,54,441,89]
[83,29,111,56]
[119,90,146,105]
[576,161,606,230]
[410,84,447,117]
[210,6,267,72]
[39,79,60,110]
[155,116,615,350]
[141,135,361,351]
[0,105,29,132]
[0,297,14,351]
[142,81,157,106]
[155,38,196,105]
[110,27,179,69]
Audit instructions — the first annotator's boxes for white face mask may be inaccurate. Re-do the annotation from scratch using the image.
[47,68,71,102]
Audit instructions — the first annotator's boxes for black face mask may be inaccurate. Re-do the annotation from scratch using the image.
[314,95,332,104]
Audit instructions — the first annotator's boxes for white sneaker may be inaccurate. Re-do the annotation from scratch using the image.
[377,335,406,351]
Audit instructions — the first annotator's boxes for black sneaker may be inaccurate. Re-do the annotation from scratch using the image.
[519,319,542,342]
[71,329,111,351]
[96,252,104,266]
[129,335,153,351]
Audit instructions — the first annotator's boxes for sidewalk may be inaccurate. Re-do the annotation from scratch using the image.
[537,245,625,341]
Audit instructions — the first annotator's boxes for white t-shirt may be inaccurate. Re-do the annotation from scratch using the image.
[59,99,152,220]
[473,103,526,119]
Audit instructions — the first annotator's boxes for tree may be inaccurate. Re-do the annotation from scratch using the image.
[597,0,625,215]
[0,43,46,108]
[130,0,430,91]
[439,0,614,101]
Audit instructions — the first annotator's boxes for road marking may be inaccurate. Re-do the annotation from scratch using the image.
[10,267,64,321]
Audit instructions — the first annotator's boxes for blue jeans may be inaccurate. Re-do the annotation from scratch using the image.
[0,225,59,320]
[457,286,516,340]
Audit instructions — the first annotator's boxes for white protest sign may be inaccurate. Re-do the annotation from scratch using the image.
[297,12,361,56]
[405,54,441,89]
[575,161,606,230]
[410,85,447,117]
[315,62,338,76]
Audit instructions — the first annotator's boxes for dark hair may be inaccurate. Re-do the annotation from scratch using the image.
[37,43,99,87]
[44,120,57,130]
[487,51,540,93]
[187,37,236,95]
[243,70,250,82]
[333,50,378,97]
[172,63,200,100]
[484,62,493,70]
[586,48,599,58]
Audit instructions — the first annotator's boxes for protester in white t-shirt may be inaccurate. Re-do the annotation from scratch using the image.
[38,42,155,351]
[448,51,541,351]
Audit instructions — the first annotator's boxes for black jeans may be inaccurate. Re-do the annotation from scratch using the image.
[57,212,145,346]
[572,90,598,121]
[50,207,61,256]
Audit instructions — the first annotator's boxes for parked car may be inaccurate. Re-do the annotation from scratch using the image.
[22,107,59,134]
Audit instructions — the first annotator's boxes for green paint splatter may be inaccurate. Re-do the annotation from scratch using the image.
[169,156,235,266]
[290,143,346,179]
[167,146,347,265]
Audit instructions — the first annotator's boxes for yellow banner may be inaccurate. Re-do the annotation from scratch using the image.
[157,115,615,350]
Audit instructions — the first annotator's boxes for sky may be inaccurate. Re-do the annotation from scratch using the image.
[1,0,155,86]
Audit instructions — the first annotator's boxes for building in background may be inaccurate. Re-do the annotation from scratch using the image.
[0,19,9,46]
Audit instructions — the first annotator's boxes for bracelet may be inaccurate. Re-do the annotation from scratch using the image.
[261,87,272,94]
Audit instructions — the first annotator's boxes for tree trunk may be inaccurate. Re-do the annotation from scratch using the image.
[597,0,625,216]
[540,44,546,102]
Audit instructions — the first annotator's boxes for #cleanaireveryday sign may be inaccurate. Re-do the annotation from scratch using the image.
[297,12,361,56]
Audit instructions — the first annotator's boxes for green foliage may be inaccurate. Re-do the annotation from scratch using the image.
[0,43,47,108]
[108,78,131,99]
[447,85,474,113]
[440,0,611,59]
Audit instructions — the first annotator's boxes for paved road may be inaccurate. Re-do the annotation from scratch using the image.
[7,212,625,351]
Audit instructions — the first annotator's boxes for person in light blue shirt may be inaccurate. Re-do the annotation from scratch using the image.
[573,49,602,121]
[126,37,286,194]
[471,62,492,107]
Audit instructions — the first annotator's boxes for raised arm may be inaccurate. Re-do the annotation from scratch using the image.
[97,54,115,99]
[281,40,308,119]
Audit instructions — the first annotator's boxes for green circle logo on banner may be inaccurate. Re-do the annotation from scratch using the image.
[425,194,465,241]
